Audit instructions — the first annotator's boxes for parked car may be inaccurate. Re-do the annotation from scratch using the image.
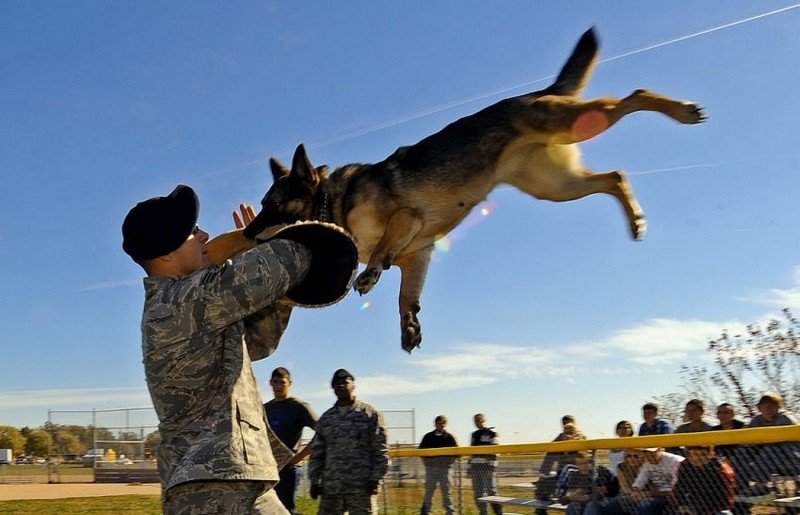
[82,448,104,467]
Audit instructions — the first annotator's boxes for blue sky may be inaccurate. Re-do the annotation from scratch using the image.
[1,1,799,444]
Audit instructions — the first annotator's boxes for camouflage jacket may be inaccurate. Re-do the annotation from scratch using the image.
[308,400,388,494]
[141,240,310,492]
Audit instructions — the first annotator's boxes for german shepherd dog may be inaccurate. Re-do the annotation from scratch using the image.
[218,28,706,353]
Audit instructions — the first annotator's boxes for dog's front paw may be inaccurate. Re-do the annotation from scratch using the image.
[353,267,381,295]
[678,102,706,124]
[401,312,422,353]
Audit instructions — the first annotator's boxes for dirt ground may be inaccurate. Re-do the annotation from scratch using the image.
[0,482,161,500]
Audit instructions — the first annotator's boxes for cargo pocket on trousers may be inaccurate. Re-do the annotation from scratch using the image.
[236,402,264,465]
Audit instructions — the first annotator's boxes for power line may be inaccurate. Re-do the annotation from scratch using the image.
[307,3,800,152]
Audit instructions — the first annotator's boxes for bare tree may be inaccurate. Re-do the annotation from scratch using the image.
[666,309,799,419]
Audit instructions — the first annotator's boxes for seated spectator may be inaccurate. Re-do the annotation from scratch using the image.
[638,403,674,436]
[670,446,734,515]
[595,450,643,515]
[539,416,582,475]
[536,418,586,515]
[743,392,800,492]
[711,402,745,457]
[711,402,748,494]
[555,451,594,515]
[598,447,684,515]
[609,421,635,477]
[675,399,714,434]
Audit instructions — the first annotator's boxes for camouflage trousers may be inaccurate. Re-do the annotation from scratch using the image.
[163,480,289,514]
[317,493,377,514]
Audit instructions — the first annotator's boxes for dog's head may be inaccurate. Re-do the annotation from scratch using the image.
[243,144,329,240]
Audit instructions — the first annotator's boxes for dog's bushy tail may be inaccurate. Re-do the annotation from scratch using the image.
[547,27,598,97]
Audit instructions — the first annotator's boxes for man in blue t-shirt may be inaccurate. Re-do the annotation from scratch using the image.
[264,367,318,514]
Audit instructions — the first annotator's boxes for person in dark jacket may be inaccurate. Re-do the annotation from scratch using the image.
[419,415,458,515]
[671,447,734,515]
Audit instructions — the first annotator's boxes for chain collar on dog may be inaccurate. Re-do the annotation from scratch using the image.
[317,187,331,223]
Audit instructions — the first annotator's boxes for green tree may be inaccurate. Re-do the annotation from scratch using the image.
[0,426,27,456]
[25,430,52,457]
[53,430,82,455]
[144,430,161,456]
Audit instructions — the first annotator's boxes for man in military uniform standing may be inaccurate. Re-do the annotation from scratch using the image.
[308,369,388,515]
[469,413,503,515]
[122,186,356,514]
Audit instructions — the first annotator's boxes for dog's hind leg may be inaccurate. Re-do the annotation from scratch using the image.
[529,90,705,144]
[395,246,434,353]
[353,208,424,296]
[509,165,645,239]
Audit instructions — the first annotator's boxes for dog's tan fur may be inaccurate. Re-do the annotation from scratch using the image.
[211,28,706,352]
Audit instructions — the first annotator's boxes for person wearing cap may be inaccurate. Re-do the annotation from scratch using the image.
[264,367,318,514]
[122,185,356,514]
[308,369,388,514]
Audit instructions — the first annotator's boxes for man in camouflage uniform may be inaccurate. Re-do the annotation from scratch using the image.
[122,185,319,514]
[308,369,388,515]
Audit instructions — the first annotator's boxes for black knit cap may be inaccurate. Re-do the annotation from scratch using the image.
[122,184,199,261]
[331,368,354,386]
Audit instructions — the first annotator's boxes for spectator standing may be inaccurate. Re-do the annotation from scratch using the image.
[308,369,388,515]
[469,413,503,515]
[264,367,318,514]
[419,415,459,515]
[674,399,714,434]
[671,446,734,515]
[123,189,326,514]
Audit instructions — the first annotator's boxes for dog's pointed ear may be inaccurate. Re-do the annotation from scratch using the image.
[269,157,290,183]
[291,144,319,186]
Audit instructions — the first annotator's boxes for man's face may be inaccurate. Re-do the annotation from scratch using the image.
[758,400,779,421]
[332,377,355,400]
[716,405,735,424]
[643,408,657,424]
[643,449,663,463]
[575,454,590,472]
[435,418,447,432]
[686,448,712,467]
[270,377,291,397]
[474,415,486,429]
[684,403,703,423]
[169,226,210,274]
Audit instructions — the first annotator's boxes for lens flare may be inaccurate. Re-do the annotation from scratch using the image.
[360,301,372,311]
[433,201,496,258]
[434,236,452,253]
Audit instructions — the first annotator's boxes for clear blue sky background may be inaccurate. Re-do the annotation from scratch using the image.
[1,1,798,443]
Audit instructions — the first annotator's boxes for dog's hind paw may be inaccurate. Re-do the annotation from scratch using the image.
[354,267,381,295]
[401,312,422,353]
[632,217,647,240]
[678,102,707,124]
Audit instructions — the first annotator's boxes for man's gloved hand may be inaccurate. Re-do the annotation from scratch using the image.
[365,479,380,495]
[310,483,322,500]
